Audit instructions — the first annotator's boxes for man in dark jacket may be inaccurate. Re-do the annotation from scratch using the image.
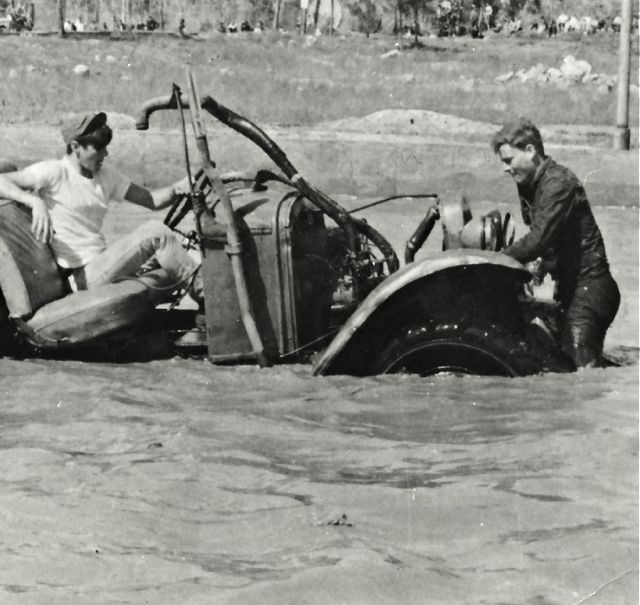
[491,118,620,367]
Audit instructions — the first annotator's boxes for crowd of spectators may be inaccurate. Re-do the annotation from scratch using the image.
[433,0,636,40]
[7,0,635,39]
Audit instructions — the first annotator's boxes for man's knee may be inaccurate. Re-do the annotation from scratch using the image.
[132,220,178,250]
[567,322,606,367]
[561,304,604,367]
[133,220,173,239]
[563,276,620,368]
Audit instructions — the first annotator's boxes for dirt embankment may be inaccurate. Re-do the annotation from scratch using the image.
[1,110,638,206]
[104,108,639,148]
[320,110,639,148]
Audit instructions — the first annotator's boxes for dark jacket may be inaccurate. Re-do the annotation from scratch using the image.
[504,157,610,306]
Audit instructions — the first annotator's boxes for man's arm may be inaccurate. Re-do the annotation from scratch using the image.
[0,172,53,244]
[124,177,190,210]
[123,169,264,210]
[504,179,576,264]
[518,193,532,226]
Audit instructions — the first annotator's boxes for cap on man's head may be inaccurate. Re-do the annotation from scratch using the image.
[61,112,107,145]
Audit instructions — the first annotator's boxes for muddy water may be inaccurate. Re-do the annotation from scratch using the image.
[0,200,637,604]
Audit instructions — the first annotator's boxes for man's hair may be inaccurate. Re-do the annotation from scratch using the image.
[66,124,113,154]
[490,118,545,156]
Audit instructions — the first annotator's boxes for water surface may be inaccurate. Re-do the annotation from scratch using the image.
[0,201,637,604]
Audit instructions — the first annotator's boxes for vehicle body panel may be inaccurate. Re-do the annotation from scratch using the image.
[313,251,529,375]
[198,183,341,362]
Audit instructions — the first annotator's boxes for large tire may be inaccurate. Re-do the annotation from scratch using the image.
[375,321,569,377]
[315,263,576,377]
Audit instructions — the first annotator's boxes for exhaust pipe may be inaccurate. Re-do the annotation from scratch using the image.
[134,89,399,275]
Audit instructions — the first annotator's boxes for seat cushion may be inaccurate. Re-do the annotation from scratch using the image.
[26,270,174,345]
[0,201,67,318]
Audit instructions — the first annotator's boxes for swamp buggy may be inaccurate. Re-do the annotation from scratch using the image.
[0,72,574,376]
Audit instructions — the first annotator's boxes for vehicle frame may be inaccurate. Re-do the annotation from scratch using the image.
[0,77,573,377]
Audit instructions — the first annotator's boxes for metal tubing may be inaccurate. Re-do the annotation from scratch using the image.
[185,67,269,367]
[134,88,399,273]
[134,94,180,129]
[348,193,439,215]
[174,84,194,191]
[198,95,362,255]
[405,205,439,264]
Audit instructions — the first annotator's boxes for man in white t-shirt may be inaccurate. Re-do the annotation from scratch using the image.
[0,112,201,300]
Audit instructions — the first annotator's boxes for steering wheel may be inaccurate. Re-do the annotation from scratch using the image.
[163,169,212,231]
[164,167,270,231]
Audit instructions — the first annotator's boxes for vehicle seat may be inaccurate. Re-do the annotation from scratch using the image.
[0,200,173,350]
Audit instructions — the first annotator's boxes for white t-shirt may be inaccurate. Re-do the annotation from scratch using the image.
[21,156,131,268]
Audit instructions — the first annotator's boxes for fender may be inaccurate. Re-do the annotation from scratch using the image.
[312,250,529,376]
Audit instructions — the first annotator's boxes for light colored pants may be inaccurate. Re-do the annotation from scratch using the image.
[69,221,199,291]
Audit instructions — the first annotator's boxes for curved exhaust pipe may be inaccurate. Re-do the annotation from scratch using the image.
[134,90,399,275]
[134,94,180,130]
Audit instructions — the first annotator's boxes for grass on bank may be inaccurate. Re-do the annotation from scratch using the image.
[0,31,638,129]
